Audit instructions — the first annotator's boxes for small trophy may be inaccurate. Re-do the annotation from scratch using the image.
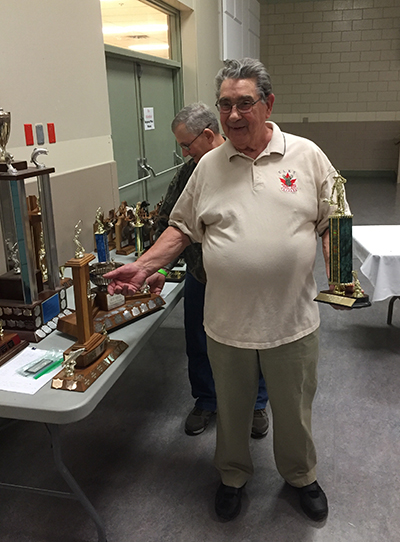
[315,171,371,309]
[94,207,110,263]
[115,201,136,255]
[133,202,145,257]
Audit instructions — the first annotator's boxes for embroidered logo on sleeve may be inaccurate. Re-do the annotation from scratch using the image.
[279,170,297,193]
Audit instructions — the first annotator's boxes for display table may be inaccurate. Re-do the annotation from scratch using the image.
[0,280,184,541]
[353,225,400,323]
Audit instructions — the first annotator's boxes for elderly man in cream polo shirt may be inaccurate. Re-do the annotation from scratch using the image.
[105,58,341,524]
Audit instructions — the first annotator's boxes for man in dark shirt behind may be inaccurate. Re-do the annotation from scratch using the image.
[149,102,269,437]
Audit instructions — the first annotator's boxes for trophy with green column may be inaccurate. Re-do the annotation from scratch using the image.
[315,171,371,309]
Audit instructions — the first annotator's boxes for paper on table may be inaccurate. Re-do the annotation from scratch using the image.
[0,347,63,395]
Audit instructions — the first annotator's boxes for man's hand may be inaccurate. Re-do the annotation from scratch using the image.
[146,271,166,295]
[104,263,148,296]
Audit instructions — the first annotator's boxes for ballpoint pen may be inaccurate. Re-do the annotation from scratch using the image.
[33,358,64,380]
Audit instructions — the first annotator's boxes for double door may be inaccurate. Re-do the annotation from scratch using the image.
[106,52,182,209]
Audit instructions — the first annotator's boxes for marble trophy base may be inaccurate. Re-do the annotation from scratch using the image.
[0,285,70,342]
[315,289,371,309]
[57,292,165,336]
[0,331,29,367]
[52,339,128,392]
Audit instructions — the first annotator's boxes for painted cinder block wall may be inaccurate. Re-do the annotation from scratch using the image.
[259,0,400,176]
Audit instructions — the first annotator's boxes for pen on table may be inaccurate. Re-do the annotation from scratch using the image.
[33,358,64,380]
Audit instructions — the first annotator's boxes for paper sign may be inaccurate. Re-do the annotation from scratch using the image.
[143,107,155,130]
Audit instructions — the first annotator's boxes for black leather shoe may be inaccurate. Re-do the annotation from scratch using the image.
[297,481,328,521]
[215,482,244,520]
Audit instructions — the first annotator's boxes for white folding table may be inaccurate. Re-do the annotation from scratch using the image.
[0,280,184,541]
[353,225,400,323]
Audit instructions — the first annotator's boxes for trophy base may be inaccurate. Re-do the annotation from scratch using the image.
[165,270,186,282]
[95,289,125,311]
[0,284,70,342]
[116,245,135,255]
[57,292,165,336]
[314,290,371,309]
[64,332,108,369]
[0,160,27,172]
[51,339,128,392]
[0,269,43,302]
[0,332,29,367]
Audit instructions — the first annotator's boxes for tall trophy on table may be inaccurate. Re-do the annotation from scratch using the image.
[315,171,371,309]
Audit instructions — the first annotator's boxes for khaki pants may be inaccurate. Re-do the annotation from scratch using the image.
[207,329,319,488]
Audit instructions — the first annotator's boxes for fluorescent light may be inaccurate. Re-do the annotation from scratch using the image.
[102,24,168,35]
[128,44,169,51]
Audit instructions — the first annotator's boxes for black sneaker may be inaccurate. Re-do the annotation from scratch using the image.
[215,482,244,521]
[251,408,269,439]
[185,407,216,435]
[297,481,328,521]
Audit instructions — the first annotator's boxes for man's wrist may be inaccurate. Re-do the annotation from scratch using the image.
[157,268,169,277]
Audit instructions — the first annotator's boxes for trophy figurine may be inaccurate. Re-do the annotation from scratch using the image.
[133,202,144,257]
[94,207,110,263]
[0,108,12,163]
[0,108,18,174]
[73,220,85,259]
[315,171,371,309]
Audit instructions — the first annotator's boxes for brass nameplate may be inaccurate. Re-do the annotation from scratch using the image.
[314,292,356,307]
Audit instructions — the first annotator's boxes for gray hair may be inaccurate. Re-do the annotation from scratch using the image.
[215,58,273,101]
[171,102,220,135]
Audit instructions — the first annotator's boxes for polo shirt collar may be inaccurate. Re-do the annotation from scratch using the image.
[223,121,286,160]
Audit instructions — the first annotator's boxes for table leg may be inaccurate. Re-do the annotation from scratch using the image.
[387,296,400,325]
[46,423,107,542]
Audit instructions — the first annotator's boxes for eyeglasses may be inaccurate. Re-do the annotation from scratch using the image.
[180,123,211,152]
[215,97,262,114]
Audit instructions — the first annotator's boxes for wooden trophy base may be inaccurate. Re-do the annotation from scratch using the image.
[165,270,186,282]
[51,339,128,392]
[0,332,29,367]
[57,292,165,336]
[315,290,371,309]
[63,332,108,369]
[116,245,136,255]
[0,284,69,342]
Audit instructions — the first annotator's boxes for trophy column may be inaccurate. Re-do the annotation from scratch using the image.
[315,171,370,309]
[63,253,108,368]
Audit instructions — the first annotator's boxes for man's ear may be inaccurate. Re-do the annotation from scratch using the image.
[265,94,275,118]
[203,128,215,144]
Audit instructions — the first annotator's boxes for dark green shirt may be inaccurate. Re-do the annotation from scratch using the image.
[156,159,206,284]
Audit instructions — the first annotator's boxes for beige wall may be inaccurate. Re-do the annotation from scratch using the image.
[180,0,224,109]
[1,0,118,273]
[260,0,400,174]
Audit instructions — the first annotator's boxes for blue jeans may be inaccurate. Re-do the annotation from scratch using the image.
[184,271,268,412]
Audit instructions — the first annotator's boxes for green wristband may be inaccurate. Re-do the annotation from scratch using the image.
[157,268,169,277]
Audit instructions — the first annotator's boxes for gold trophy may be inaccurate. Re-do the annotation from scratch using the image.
[315,171,371,309]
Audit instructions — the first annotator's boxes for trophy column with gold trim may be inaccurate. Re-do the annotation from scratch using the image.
[315,171,371,309]
[52,224,128,392]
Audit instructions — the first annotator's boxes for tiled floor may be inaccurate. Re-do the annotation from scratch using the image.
[0,177,399,542]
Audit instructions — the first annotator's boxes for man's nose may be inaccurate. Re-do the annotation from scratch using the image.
[228,104,242,120]
[182,147,190,157]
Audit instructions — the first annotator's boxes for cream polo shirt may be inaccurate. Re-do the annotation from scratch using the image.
[169,122,339,349]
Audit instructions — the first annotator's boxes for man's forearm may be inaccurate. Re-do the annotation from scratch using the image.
[321,228,330,280]
[136,226,190,275]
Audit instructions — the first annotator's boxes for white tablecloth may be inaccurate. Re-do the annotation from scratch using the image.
[353,225,400,302]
